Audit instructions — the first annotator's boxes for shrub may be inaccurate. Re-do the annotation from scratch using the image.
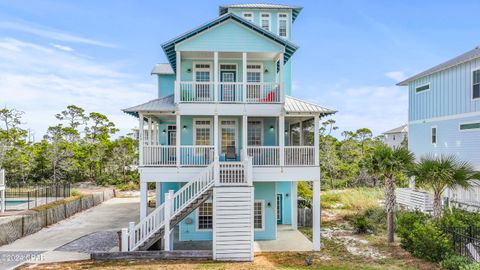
[116,181,139,191]
[351,215,374,234]
[460,263,480,270]
[441,255,474,270]
[437,208,480,231]
[71,189,81,196]
[408,222,453,262]
[396,210,429,249]
[350,207,386,234]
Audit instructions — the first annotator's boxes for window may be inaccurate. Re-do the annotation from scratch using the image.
[290,122,301,146]
[260,13,271,31]
[301,119,314,146]
[194,63,212,100]
[254,200,264,230]
[278,13,288,38]
[415,83,430,93]
[242,12,253,22]
[431,127,437,144]
[460,122,480,131]
[197,202,213,230]
[393,135,396,141]
[247,64,262,83]
[194,119,212,145]
[220,120,237,154]
[473,70,480,99]
[248,120,263,146]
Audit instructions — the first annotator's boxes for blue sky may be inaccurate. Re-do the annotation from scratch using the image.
[1,0,479,139]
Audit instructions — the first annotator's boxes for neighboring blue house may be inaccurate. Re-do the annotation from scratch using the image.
[122,4,335,261]
[398,46,480,170]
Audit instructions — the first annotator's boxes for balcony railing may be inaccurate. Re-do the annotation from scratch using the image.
[176,82,281,103]
[142,145,316,167]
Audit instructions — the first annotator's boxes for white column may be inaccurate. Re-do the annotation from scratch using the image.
[214,51,218,102]
[214,114,219,159]
[242,115,248,159]
[176,114,181,167]
[312,180,321,251]
[121,228,129,251]
[140,181,148,220]
[314,115,320,166]
[279,115,285,167]
[175,51,181,103]
[139,113,144,166]
[147,118,153,145]
[155,182,162,207]
[279,53,284,102]
[291,181,298,230]
[409,176,416,190]
[164,190,174,251]
[242,52,247,102]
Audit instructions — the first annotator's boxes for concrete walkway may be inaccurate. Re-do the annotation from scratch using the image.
[0,197,139,270]
[254,225,313,252]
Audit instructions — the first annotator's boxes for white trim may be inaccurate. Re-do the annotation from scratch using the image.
[241,12,254,23]
[193,118,213,145]
[260,12,271,32]
[415,82,431,94]
[219,118,238,155]
[246,62,264,83]
[431,125,437,146]
[276,192,284,224]
[192,61,213,82]
[277,13,289,39]
[409,110,480,125]
[472,67,480,101]
[247,118,264,146]
[196,199,213,232]
[254,199,265,231]
[219,63,238,82]
[459,121,480,132]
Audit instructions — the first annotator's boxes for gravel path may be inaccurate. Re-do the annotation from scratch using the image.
[55,231,118,253]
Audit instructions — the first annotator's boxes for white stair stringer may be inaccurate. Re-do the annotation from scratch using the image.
[213,186,254,261]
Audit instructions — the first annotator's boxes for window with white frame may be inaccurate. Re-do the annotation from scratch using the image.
[194,63,211,100]
[278,13,288,38]
[248,120,263,146]
[431,127,437,144]
[415,83,430,93]
[194,119,212,145]
[260,13,271,31]
[220,120,237,154]
[254,200,264,230]
[247,64,262,83]
[242,12,254,22]
[197,202,213,230]
[473,70,480,99]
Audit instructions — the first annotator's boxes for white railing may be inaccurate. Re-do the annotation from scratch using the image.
[246,82,281,103]
[179,82,214,102]
[0,169,4,188]
[218,82,243,103]
[284,146,315,166]
[180,146,214,166]
[217,157,252,186]
[396,188,434,213]
[448,180,480,210]
[124,162,216,251]
[247,146,280,166]
[142,145,176,166]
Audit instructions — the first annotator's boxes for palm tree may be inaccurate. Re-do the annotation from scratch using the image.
[365,145,414,242]
[410,155,480,218]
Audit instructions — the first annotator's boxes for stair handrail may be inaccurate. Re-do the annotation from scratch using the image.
[123,161,217,251]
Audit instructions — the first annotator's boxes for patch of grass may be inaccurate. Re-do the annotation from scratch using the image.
[30,195,82,212]
[321,188,383,212]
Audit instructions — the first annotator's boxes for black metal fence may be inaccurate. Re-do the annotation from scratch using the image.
[4,183,71,210]
[445,226,480,262]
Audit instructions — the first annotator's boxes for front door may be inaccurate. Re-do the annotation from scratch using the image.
[277,193,283,224]
[220,119,237,161]
[167,126,176,161]
[220,71,236,102]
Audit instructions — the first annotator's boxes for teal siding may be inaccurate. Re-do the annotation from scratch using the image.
[176,21,283,53]
[408,58,480,121]
[276,182,292,225]
[158,74,175,97]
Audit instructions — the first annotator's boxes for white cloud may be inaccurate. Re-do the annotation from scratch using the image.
[385,71,407,82]
[0,21,116,48]
[51,43,73,52]
[0,38,154,139]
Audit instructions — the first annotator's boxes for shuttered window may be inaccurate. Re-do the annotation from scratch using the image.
[473,70,480,99]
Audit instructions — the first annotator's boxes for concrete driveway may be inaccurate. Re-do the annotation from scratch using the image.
[0,197,139,269]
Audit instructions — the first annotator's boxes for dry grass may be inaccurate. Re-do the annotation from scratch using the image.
[321,188,384,212]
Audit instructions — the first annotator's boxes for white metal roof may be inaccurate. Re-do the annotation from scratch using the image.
[220,3,302,9]
[122,95,175,113]
[398,46,480,86]
[382,124,408,135]
[284,96,336,115]
[151,63,174,75]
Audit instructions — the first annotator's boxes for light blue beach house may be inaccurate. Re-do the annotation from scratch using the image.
[123,3,335,261]
[398,46,480,169]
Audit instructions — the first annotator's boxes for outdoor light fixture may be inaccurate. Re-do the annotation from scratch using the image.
[285,129,288,133]
[267,202,271,207]
[270,125,274,131]
[264,69,269,73]
[183,125,187,130]
[187,68,192,73]
[162,129,166,134]
[286,193,289,197]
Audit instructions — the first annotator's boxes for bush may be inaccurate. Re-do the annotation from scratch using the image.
[437,208,480,231]
[396,210,429,249]
[71,189,81,196]
[116,181,139,191]
[351,215,374,234]
[441,255,474,270]
[350,207,386,234]
[408,222,453,262]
